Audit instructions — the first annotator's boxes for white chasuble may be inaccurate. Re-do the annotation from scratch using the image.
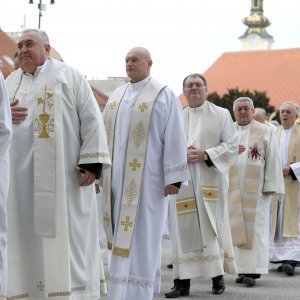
[270,123,300,263]
[0,73,12,296]
[5,58,110,299]
[170,101,238,281]
[231,121,284,274]
[103,77,190,300]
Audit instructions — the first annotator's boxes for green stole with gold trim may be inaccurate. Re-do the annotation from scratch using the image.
[102,78,165,257]
[229,121,266,249]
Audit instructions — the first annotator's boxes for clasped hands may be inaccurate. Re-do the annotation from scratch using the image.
[11,99,28,124]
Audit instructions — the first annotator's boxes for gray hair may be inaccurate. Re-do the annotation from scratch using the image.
[233,97,254,111]
[22,29,50,45]
[280,101,299,115]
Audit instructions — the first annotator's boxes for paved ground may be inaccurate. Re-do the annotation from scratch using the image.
[101,246,300,300]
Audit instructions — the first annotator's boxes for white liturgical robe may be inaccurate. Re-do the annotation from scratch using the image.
[170,101,239,280]
[104,77,190,300]
[270,123,300,263]
[0,73,12,297]
[231,121,284,274]
[5,59,110,299]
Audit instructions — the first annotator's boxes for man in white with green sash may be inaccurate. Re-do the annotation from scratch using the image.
[0,72,12,299]
[270,101,300,276]
[229,97,284,287]
[166,74,238,298]
[5,29,110,299]
[102,47,190,300]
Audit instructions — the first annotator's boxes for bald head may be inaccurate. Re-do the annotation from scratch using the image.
[253,107,267,123]
[125,47,153,83]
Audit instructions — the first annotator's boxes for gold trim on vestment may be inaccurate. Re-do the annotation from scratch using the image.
[107,242,112,250]
[79,152,110,159]
[48,291,71,297]
[113,247,130,257]
[174,254,222,265]
[176,198,197,213]
[7,294,29,300]
[201,186,218,202]
[71,286,85,292]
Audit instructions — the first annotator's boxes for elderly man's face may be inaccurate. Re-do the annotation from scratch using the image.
[280,104,298,129]
[125,49,151,83]
[17,31,50,74]
[183,76,207,108]
[234,101,255,126]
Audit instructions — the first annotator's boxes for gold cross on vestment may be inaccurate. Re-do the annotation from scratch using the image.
[121,216,133,231]
[37,281,44,291]
[138,103,148,112]
[109,101,117,109]
[129,159,141,171]
[104,213,111,227]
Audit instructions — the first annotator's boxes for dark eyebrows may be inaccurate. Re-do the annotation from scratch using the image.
[17,39,34,48]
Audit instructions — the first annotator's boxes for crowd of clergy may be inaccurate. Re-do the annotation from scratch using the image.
[0,28,299,300]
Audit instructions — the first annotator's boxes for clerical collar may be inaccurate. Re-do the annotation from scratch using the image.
[130,76,151,91]
[24,58,50,78]
[188,100,207,112]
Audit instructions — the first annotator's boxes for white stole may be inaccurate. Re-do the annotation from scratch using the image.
[103,78,165,257]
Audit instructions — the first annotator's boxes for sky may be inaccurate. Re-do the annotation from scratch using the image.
[1,0,299,94]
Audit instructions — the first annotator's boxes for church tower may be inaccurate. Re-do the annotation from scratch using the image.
[239,0,273,50]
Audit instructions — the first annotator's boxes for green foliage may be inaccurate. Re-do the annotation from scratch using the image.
[207,88,278,121]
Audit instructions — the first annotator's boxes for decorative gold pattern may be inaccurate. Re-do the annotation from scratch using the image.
[109,101,117,109]
[37,281,44,291]
[132,121,145,148]
[165,164,189,175]
[176,198,197,214]
[103,176,109,203]
[79,152,110,159]
[174,254,222,265]
[106,118,113,145]
[71,286,86,292]
[48,291,71,297]
[138,102,148,112]
[104,212,111,227]
[129,158,141,171]
[201,186,218,202]
[7,294,29,300]
[121,216,133,231]
[125,179,137,207]
[33,85,55,138]
[109,274,154,288]
[112,247,130,257]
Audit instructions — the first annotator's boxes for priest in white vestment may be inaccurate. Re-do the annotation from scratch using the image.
[0,72,12,298]
[270,101,300,276]
[229,97,284,287]
[102,47,190,300]
[5,29,110,299]
[166,74,239,298]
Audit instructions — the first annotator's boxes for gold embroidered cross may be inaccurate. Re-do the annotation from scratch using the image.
[121,216,133,231]
[104,213,111,227]
[110,101,117,109]
[129,159,141,171]
[37,281,44,291]
[138,103,148,112]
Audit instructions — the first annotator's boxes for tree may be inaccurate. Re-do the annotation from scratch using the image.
[207,88,277,121]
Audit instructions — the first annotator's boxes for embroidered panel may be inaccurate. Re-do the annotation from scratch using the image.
[165,164,189,175]
[109,275,154,289]
[7,294,29,300]
[79,152,110,159]
[174,254,222,265]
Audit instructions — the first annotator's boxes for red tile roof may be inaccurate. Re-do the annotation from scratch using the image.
[0,29,17,77]
[179,48,300,109]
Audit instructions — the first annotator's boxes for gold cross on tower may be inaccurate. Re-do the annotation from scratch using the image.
[121,216,133,231]
[138,103,148,112]
[129,159,141,171]
[104,213,111,227]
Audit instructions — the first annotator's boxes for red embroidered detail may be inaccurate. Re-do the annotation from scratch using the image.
[184,203,189,208]
[208,192,212,197]
[248,143,261,161]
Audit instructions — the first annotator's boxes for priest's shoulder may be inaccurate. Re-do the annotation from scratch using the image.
[206,100,231,114]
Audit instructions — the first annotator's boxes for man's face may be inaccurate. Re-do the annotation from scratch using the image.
[234,101,255,125]
[280,104,297,129]
[183,76,207,108]
[125,49,151,83]
[17,31,50,74]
